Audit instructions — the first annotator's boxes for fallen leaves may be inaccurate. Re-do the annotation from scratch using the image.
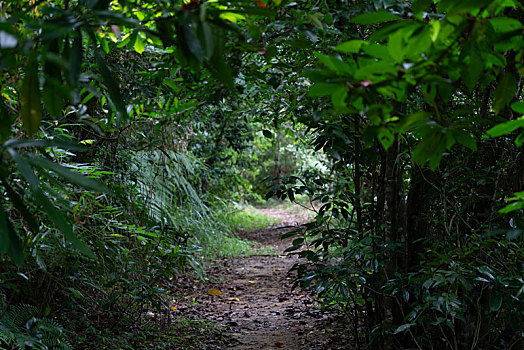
[208,289,223,296]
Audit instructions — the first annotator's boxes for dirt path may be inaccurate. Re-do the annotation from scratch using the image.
[172,208,352,349]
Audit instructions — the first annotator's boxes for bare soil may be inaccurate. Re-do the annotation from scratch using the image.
[170,207,353,349]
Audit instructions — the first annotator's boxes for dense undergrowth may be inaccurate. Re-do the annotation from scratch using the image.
[0,195,281,349]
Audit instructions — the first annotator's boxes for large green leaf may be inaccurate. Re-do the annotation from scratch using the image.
[351,11,400,25]
[20,54,42,136]
[314,53,354,75]
[95,51,128,124]
[134,32,145,54]
[0,100,12,143]
[335,40,367,54]
[43,40,64,118]
[411,0,433,14]
[1,179,38,233]
[486,116,524,137]
[438,0,493,13]
[462,40,483,91]
[8,149,96,259]
[493,73,517,114]
[511,101,524,114]
[182,24,204,64]
[308,83,345,98]
[2,137,86,151]
[388,30,405,62]
[489,17,523,33]
[331,86,348,110]
[450,128,477,151]
[24,155,109,193]
[207,53,234,88]
[0,201,23,266]
[489,290,502,311]
[69,32,83,86]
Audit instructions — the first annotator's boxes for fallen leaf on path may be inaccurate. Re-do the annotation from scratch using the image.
[248,280,257,286]
[169,305,177,310]
[275,268,282,271]
[208,289,223,296]
[228,297,240,301]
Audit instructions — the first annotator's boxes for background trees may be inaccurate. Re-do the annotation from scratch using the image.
[0,0,523,348]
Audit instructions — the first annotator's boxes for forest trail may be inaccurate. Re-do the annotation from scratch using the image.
[172,207,352,349]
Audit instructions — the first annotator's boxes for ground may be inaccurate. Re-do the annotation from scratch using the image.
[169,206,354,349]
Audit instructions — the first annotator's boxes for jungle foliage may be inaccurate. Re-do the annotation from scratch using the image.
[0,0,523,349]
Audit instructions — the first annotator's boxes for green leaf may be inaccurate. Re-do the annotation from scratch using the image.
[183,25,204,64]
[510,101,524,114]
[4,137,86,151]
[378,127,394,149]
[388,30,405,62]
[308,83,345,98]
[314,53,354,74]
[24,155,109,193]
[331,86,347,110]
[489,290,502,311]
[0,100,12,142]
[264,45,278,60]
[489,17,523,33]
[206,53,234,88]
[8,149,95,259]
[42,40,64,118]
[405,26,432,59]
[515,131,524,146]
[412,0,433,14]
[361,44,392,61]
[394,323,413,334]
[462,40,483,91]
[69,32,83,86]
[0,204,23,266]
[287,189,295,202]
[499,200,524,213]
[335,40,367,54]
[351,11,400,25]
[20,54,42,136]
[134,33,145,54]
[412,132,447,170]
[395,112,430,133]
[95,51,128,124]
[486,117,524,137]
[67,287,85,298]
[1,180,38,233]
[201,22,214,59]
[43,77,64,119]
[439,0,493,13]
[100,37,109,54]
[451,129,477,151]
[493,73,517,114]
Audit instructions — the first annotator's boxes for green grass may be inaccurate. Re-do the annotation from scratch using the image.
[184,204,279,261]
[221,204,281,232]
